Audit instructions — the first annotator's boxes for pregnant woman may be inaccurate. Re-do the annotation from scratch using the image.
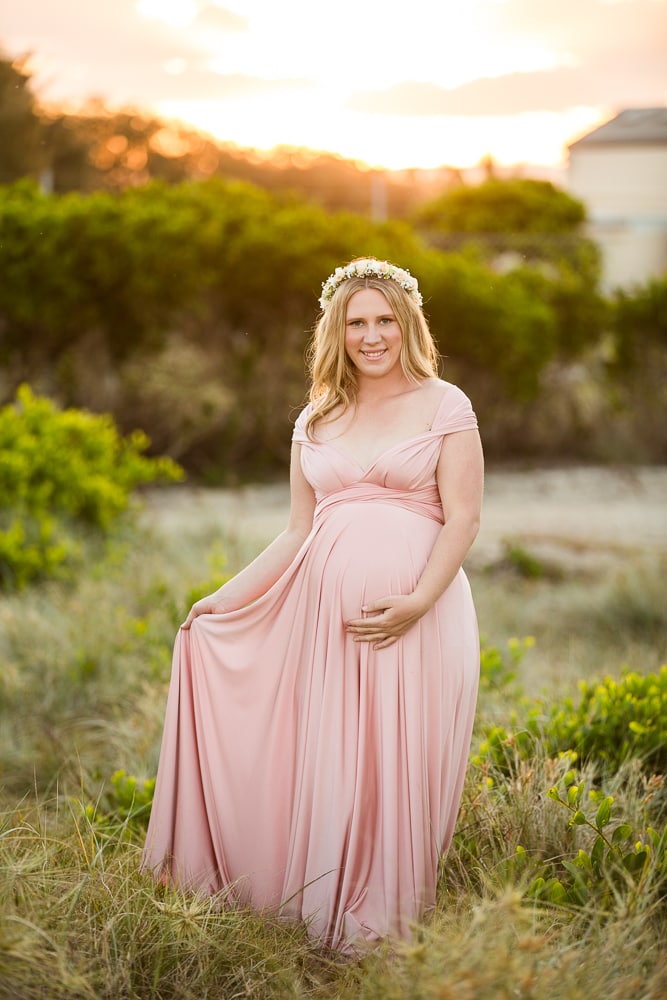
[142,257,484,953]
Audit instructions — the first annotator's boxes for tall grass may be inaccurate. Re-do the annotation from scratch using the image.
[473,548,667,694]
[1,487,665,999]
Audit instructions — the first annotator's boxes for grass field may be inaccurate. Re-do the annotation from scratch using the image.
[1,468,666,999]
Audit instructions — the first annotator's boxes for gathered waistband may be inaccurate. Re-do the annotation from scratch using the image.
[314,483,444,525]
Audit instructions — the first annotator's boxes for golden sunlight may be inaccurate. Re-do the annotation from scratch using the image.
[193,0,561,92]
[147,0,581,169]
[7,0,659,172]
[137,0,199,29]
[156,91,603,171]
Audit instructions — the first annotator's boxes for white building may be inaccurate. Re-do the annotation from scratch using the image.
[568,108,667,291]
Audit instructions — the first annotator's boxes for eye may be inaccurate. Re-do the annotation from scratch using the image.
[347,319,364,327]
[379,316,395,325]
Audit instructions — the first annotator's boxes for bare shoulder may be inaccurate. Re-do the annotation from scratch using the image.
[426,377,466,395]
[311,400,350,441]
[429,378,475,408]
[414,378,453,421]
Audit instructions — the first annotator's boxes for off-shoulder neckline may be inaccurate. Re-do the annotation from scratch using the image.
[308,383,455,476]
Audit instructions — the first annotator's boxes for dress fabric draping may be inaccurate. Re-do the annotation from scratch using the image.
[142,382,480,952]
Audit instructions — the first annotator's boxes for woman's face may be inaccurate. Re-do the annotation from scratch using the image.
[344,287,403,379]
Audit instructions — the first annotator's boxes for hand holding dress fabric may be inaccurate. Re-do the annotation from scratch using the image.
[181,594,228,629]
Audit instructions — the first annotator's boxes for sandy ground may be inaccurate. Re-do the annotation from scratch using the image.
[144,466,666,571]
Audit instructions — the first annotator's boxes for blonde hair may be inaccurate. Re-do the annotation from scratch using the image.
[305,260,440,438]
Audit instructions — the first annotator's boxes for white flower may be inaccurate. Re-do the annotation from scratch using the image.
[319,258,423,310]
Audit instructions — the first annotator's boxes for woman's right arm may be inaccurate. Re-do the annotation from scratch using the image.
[181,442,316,628]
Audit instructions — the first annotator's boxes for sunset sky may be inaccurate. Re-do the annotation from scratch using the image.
[3,0,667,171]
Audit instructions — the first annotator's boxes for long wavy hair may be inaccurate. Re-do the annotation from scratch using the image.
[305,263,440,438]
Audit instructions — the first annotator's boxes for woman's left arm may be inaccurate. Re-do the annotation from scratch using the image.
[345,427,484,649]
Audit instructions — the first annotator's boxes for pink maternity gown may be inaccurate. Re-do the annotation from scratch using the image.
[142,382,480,952]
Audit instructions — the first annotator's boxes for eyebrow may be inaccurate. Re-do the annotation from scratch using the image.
[345,311,396,322]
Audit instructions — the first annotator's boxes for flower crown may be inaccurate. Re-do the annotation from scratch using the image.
[319,258,423,310]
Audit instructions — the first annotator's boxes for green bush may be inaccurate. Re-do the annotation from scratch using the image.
[415,178,587,236]
[0,178,612,476]
[415,251,561,399]
[544,669,667,772]
[500,541,553,580]
[479,635,533,691]
[612,274,667,364]
[414,178,607,366]
[475,666,667,777]
[526,763,666,910]
[82,769,156,839]
[0,384,183,586]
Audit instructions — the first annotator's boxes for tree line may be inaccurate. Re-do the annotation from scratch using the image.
[0,175,664,477]
[0,49,665,476]
[0,50,459,217]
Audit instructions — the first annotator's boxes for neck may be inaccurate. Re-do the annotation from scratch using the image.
[355,370,416,404]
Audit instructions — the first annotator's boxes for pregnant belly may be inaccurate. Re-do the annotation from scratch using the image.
[310,501,442,620]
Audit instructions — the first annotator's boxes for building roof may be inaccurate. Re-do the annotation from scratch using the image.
[569,108,667,149]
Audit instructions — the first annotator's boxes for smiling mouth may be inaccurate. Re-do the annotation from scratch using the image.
[361,349,387,359]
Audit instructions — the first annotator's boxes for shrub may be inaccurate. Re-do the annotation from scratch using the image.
[0,384,183,587]
[479,635,533,692]
[499,541,555,580]
[475,666,667,778]
[526,758,666,911]
[414,179,607,369]
[415,178,587,236]
[0,178,612,477]
[466,753,666,915]
[82,769,156,841]
[612,274,667,365]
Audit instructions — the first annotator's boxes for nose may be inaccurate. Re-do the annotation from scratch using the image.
[362,322,383,343]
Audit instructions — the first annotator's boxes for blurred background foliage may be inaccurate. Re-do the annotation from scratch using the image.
[0,50,665,481]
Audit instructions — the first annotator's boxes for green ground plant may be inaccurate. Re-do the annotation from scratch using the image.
[527,761,666,909]
[475,666,667,780]
[1,489,666,998]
